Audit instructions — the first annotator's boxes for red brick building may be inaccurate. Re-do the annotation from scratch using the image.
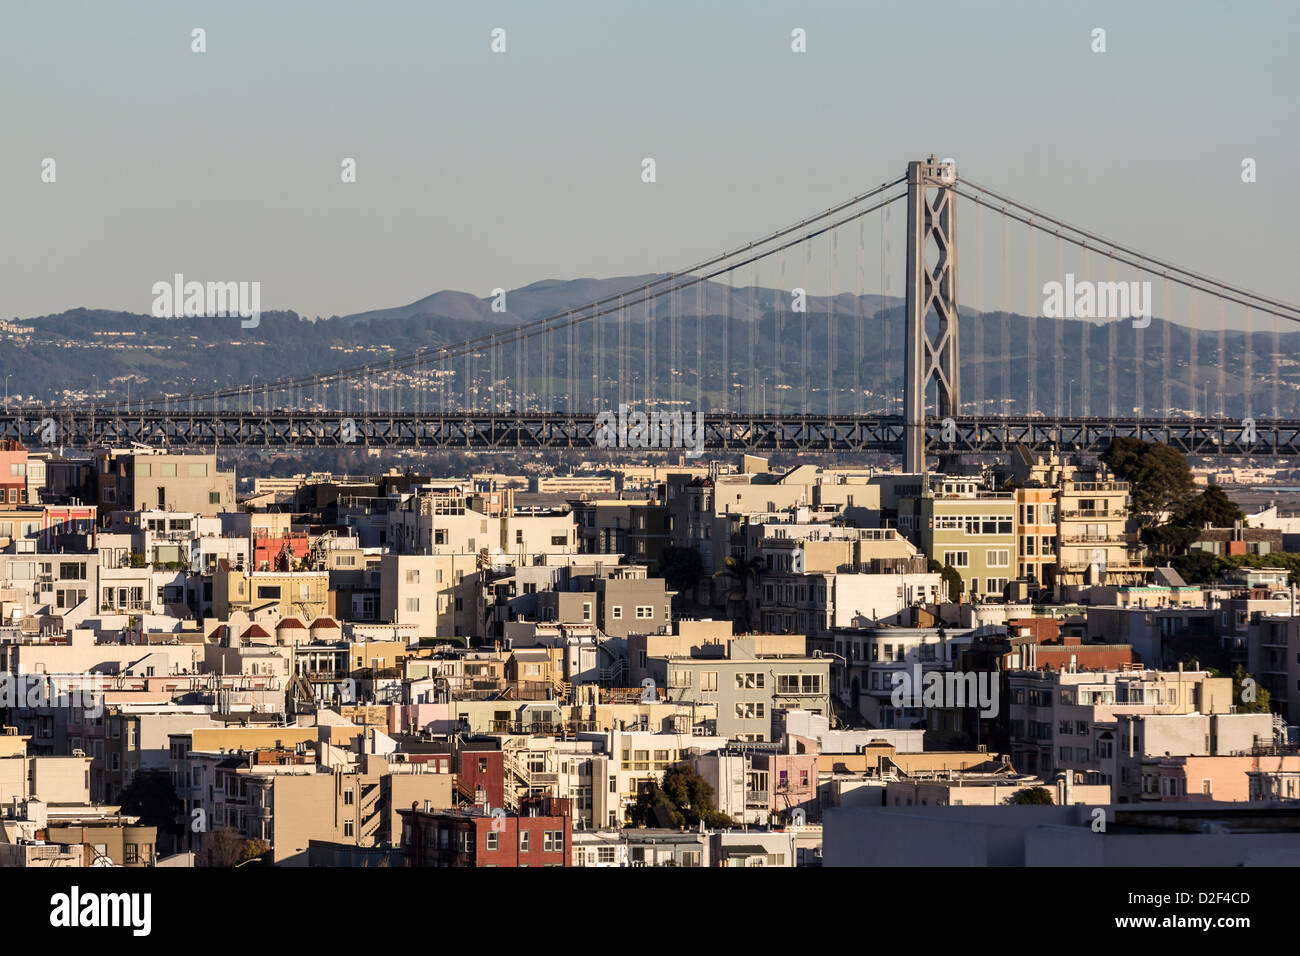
[400,796,572,867]
[455,744,505,808]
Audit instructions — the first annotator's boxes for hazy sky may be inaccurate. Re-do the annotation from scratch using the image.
[2,0,1297,323]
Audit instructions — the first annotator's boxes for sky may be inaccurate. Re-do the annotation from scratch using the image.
[1,0,1297,324]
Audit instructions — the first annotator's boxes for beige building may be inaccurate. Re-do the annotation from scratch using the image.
[379,552,481,640]
[389,485,577,558]
[183,746,453,866]
[627,622,806,686]
[212,567,330,620]
[95,449,235,516]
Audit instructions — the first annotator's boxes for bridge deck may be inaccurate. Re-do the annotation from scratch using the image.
[0,412,1289,456]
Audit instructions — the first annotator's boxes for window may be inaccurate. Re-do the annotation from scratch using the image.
[943,551,968,568]
[344,820,354,837]
[344,788,354,805]
[635,606,653,619]
[551,535,566,546]
[208,492,221,504]
[986,550,1010,568]
[406,569,420,584]
[699,671,717,692]
[256,585,282,599]
[611,606,622,619]
[406,598,420,613]
[486,832,498,851]
[734,672,764,689]
[519,831,531,852]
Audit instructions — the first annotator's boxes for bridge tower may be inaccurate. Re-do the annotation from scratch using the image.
[903,156,960,474]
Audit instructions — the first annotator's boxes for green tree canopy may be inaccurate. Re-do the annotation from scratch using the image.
[627,764,734,829]
[1233,665,1272,714]
[1182,484,1245,529]
[1101,437,1195,526]
[928,557,964,602]
[1007,786,1054,805]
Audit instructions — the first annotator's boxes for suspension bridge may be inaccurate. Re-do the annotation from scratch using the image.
[5,157,1300,470]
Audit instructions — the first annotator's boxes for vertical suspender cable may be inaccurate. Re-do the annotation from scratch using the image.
[1055,235,1065,417]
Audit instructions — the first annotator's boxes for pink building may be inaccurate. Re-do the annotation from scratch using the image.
[1157,754,1300,802]
[0,441,28,505]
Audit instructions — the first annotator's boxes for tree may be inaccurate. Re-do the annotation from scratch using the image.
[200,829,271,867]
[1169,550,1222,584]
[1233,665,1272,714]
[1147,484,1247,561]
[1101,437,1195,526]
[117,771,184,851]
[657,546,703,595]
[1007,786,1054,805]
[1141,522,1199,558]
[199,828,247,867]
[928,557,963,602]
[1182,484,1245,529]
[713,555,765,631]
[627,764,733,829]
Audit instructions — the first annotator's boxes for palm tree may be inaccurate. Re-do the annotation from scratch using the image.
[713,556,765,632]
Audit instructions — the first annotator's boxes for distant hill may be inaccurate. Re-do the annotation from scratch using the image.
[339,274,901,326]
[3,279,1296,420]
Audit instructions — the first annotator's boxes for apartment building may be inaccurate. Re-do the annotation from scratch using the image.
[0,440,30,505]
[400,796,572,867]
[1007,667,1233,787]
[626,622,805,687]
[1015,486,1058,589]
[650,637,831,741]
[212,567,330,620]
[1111,712,1278,803]
[904,476,1017,602]
[832,624,985,728]
[379,552,481,640]
[534,569,672,639]
[388,485,577,558]
[94,449,235,518]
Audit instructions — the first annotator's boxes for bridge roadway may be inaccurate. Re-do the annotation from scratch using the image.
[0,410,1294,456]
